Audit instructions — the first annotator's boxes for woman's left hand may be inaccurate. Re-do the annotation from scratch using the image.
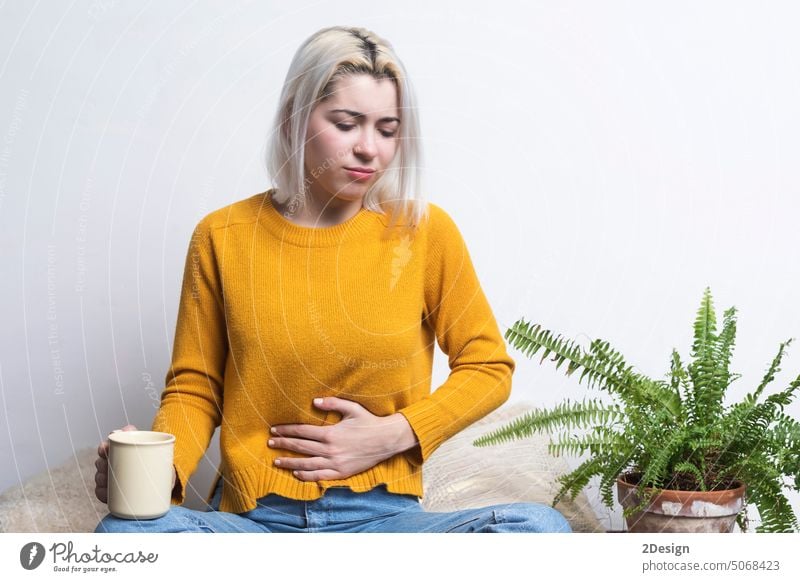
[268,396,417,481]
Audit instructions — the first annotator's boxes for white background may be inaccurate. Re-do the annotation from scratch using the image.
[1,0,799,532]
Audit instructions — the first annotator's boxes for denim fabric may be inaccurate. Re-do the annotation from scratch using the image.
[94,479,571,533]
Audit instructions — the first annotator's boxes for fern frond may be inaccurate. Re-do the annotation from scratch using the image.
[724,454,799,533]
[640,426,692,489]
[552,455,625,508]
[715,306,738,389]
[691,286,717,359]
[506,319,682,417]
[763,370,800,411]
[669,349,688,406]
[753,339,794,402]
[471,399,624,447]
[688,287,726,420]
[547,427,625,457]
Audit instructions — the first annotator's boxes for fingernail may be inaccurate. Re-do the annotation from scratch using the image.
[268,439,274,447]
[274,459,281,466]
[314,398,323,405]
[292,470,299,476]
[270,427,277,434]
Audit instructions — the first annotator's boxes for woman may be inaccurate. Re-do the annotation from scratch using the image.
[93,25,571,533]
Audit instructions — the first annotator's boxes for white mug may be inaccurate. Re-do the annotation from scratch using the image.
[107,430,175,520]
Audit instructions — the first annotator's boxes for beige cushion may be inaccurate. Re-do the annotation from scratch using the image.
[0,449,108,533]
[0,401,602,532]
[420,400,603,532]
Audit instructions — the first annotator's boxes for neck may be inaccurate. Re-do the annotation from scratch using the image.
[275,190,363,228]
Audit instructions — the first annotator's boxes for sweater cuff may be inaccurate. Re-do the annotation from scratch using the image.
[151,403,217,506]
[397,399,445,467]
[170,463,186,506]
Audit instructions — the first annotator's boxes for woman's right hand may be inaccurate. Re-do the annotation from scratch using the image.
[95,424,137,504]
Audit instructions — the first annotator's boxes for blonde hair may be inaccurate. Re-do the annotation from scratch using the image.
[266,25,428,232]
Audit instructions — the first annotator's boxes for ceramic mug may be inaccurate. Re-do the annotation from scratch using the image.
[107,430,176,520]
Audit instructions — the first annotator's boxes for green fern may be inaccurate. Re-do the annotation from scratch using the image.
[547,427,626,458]
[472,399,624,446]
[475,287,800,532]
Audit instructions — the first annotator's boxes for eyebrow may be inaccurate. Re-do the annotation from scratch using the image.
[329,108,401,123]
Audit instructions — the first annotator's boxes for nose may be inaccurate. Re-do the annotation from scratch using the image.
[354,130,378,159]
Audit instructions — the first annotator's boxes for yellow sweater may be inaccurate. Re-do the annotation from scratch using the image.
[152,189,515,513]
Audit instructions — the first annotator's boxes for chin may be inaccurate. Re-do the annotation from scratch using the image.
[332,189,368,202]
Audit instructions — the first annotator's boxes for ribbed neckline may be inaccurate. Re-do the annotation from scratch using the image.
[256,188,380,247]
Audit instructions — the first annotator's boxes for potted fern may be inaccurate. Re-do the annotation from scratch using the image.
[474,288,800,532]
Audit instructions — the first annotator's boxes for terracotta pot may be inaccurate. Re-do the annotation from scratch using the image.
[616,473,746,533]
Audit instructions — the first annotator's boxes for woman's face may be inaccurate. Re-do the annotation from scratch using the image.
[303,73,400,205]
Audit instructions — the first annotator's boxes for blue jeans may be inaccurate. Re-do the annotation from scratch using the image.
[94,479,571,533]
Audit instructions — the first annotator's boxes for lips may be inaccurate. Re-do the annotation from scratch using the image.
[344,167,376,182]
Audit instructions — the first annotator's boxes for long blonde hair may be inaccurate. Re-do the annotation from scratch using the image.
[266,25,428,231]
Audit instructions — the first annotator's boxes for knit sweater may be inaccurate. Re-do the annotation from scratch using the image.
[151,189,515,514]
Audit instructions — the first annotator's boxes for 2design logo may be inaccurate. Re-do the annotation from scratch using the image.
[19,542,46,570]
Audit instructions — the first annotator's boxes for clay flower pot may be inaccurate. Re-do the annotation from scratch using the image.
[616,473,746,533]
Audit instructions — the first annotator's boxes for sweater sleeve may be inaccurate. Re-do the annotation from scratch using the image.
[151,217,228,505]
[397,205,515,466]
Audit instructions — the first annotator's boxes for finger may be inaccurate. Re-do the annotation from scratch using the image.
[95,471,107,487]
[99,424,136,456]
[314,396,364,416]
[270,424,327,442]
[275,456,327,472]
[95,486,107,504]
[292,468,341,482]
[269,437,327,457]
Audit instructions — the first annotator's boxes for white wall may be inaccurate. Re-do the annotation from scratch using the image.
[1,0,798,530]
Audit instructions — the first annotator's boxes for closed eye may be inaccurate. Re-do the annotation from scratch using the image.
[335,123,396,138]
